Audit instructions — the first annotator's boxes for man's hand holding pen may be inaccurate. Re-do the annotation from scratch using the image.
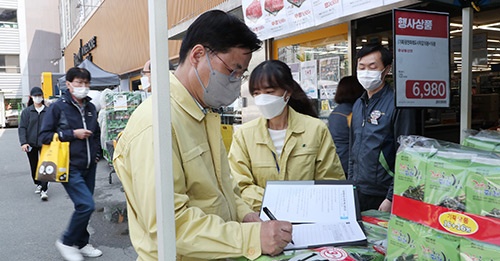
[260,219,293,256]
[259,207,294,256]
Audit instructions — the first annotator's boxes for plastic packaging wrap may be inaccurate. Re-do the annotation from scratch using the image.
[462,129,500,153]
[390,135,500,256]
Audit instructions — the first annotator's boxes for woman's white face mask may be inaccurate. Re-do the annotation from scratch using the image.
[254,91,289,119]
[33,96,43,104]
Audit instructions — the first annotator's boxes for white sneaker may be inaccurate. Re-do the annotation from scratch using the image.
[35,185,42,194]
[40,191,48,201]
[80,244,103,257]
[55,240,84,261]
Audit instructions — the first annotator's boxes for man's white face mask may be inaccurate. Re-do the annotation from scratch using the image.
[357,68,386,91]
[69,83,90,99]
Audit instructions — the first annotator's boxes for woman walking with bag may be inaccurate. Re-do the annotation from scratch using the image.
[18,86,49,200]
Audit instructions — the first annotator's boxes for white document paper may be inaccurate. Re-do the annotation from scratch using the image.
[260,181,366,250]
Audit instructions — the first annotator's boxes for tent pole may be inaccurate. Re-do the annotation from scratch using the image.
[148,0,176,260]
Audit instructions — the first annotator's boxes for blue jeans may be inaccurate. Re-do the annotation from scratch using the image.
[61,164,96,248]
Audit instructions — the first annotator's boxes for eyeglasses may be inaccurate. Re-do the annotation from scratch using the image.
[209,51,249,82]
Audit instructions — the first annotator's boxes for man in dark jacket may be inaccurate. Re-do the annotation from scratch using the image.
[349,44,415,212]
[18,86,48,199]
[39,67,102,261]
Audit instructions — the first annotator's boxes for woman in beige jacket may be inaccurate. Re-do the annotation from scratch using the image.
[229,60,345,212]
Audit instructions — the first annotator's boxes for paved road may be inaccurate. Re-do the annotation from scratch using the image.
[0,128,137,261]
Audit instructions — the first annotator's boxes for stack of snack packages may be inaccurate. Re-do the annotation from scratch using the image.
[102,91,143,162]
[386,134,500,261]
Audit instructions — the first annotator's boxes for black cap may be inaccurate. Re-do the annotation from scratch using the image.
[30,87,43,96]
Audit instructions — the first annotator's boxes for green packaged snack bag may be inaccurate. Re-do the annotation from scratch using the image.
[395,146,437,201]
[462,135,500,153]
[424,151,475,211]
[361,222,387,245]
[386,216,421,261]
[460,238,500,261]
[418,229,460,261]
[465,156,500,219]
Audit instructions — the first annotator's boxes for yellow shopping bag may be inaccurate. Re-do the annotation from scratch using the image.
[36,133,70,182]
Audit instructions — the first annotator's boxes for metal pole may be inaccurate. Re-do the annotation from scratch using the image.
[460,7,473,143]
[148,0,176,259]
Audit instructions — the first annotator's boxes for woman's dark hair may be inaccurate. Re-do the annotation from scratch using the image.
[178,10,262,64]
[66,67,91,82]
[334,76,365,104]
[249,60,317,118]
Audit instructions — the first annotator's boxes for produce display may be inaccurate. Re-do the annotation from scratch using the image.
[102,91,143,162]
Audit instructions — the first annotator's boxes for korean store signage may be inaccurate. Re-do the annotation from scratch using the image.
[393,9,450,108]
[242,0,406,40]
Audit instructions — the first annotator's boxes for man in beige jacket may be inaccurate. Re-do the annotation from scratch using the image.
[113,10,293,261]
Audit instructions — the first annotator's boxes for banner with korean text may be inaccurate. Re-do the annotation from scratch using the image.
[393,9,450,108]
[242,0,406,41]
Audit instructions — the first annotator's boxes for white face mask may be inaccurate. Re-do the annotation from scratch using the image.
[70,83,90,99]
[254,91,289,119]
[140,76,151,91]
[33,96,43,104]
[194,52,241,108]
[357,69,385,91]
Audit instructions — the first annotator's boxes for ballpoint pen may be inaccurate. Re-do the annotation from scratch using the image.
[263,207,295,245]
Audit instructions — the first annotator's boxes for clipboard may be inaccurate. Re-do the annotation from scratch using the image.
[260,180,367,250]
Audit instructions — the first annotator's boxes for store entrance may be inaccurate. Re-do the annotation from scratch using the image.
[353,2,500,143]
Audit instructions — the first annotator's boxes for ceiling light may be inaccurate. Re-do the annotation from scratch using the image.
[480,21,500,27]
[477,26,500,32]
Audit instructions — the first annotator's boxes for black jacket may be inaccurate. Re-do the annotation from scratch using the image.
[328,102,353,175]
[39,91,101,170]
[18,104,47,148]
[348,84,416,200]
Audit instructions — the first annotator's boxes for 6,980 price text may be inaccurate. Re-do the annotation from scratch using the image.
[405,80,447,99]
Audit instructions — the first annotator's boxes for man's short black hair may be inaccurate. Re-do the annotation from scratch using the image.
[66,67,91,82]
[178,10,262,64]
[356,44,393,67]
